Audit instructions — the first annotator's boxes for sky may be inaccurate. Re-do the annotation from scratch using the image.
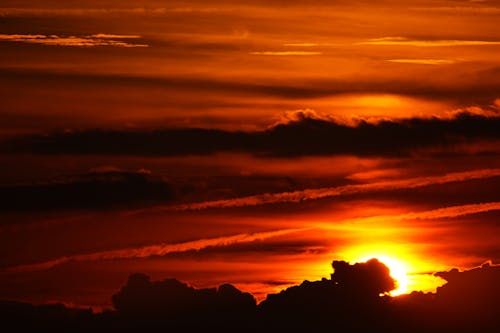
[0,0,499,309]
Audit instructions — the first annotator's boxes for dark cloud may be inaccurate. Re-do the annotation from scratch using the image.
[112,273,256,323]
[4,111,500,157]
[434,262,500,318]
[0,169,175,213]
[0,259,498,332]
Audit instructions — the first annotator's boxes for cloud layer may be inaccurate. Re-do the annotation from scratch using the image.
[4,110,500,157]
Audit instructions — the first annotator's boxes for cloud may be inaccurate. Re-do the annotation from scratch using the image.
[359,37,500,46]
[330,259,395,296]
[0,169,174,212]
[1,260,499,332]
[111,273,256,322]
[0,6,228,17]
[2,67,500,104]
[434,262,500,317]
[0,34,148,47]
[149,169,500,211]
[410,6,500,14]
[387,59,457,65]
[1,228,306,274]
[282,43,320,47]
[4,199,499,275]
[250,51,322,55]
[401,201,500,220]
[4,108,500,157]
[89,34,142,39]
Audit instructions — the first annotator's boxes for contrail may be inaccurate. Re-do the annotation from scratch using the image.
[127,168,500,214]
[1,228,307,274]
[5,200,500,274]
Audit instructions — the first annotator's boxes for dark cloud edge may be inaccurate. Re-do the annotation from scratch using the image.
[3,110,500,157]
[0,169,176,213]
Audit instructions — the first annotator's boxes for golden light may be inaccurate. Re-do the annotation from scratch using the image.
[314,93,447,120]
[337,243,447,296]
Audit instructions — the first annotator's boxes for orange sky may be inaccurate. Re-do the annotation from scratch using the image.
[0,0,499,309]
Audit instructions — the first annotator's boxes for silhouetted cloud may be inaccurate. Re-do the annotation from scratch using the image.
[4,110,499,157]
[0,259,498,332]
[434,262,500,318]
[112,273,256,324]
[0,169,174,212]
[331,259,396,296]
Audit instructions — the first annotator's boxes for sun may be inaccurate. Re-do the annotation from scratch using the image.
[357,255,409,296]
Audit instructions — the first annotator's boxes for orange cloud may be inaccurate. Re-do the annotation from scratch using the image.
[0,34,148,47]
[387,59,457,65]
[402,202,500,220]
[359,37,500,46]
[250,51,322,56]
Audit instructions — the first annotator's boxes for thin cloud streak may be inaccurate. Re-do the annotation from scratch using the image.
[402,201,500,220]
[387,59,457,65]
[1,228,307,274]
[132,169,500,212]
[283,43,320,47]
[0,7,226,16]
[250,51,322,56]
[0,34,148,47]
[411,6,500,14]
[331,201,500,227]
[359,37,500,47]
[5,201,500,274]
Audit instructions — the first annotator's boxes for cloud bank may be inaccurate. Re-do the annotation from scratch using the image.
[4,110,500,157]
[1,259,498,332]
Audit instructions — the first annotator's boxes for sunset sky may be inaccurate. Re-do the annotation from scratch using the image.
[1,0,499,309]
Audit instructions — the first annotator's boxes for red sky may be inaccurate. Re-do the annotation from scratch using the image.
[0,0,499,309]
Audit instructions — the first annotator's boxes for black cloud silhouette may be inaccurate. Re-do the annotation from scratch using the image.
[4,111,499,157]
[331,258,396,295]
[112,273,256,319]
[0,169,175,213]
[0,259,498,333]
[434,262,500,319]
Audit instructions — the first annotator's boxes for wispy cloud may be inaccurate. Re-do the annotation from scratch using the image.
[320,201,500,229]
[6,201,500,274]
[411,6,500,14]
[2,228,306,274]
[250,51,322,56]
[0,7,225,17]
[401,202,500,220]
[129,169,500,213]
[283,43,320,47]
[0,34,148,47]
[89,33,142,39]
[387,59,457,65]
[359,37,500,47]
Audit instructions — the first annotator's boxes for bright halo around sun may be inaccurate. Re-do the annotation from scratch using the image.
[357,255,409,296]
